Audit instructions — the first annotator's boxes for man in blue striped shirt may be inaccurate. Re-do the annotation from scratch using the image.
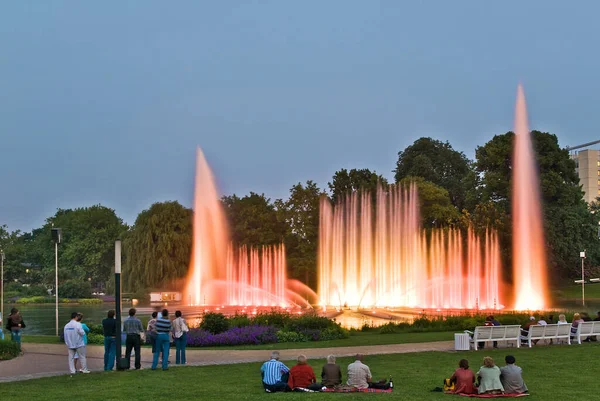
[261,351,290,392]
[151,309,172,371]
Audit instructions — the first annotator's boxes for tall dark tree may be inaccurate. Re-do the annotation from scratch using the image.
[275,181,321,287]
[221,193,287,247]
[394,137,476,210]
[476,130,600,281]
[328,168,388,203]
[123,201,192,293]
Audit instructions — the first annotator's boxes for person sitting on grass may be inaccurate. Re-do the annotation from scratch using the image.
[476,356,504,395]
[500,355,528,394]
[448,359,477,394]
[321,354,342,388]
[261,351,290,392]
[289,354,322,391]
[347,354,390,390]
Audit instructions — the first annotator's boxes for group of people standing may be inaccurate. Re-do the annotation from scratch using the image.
[97,308,189,372]
[261,352,391,392]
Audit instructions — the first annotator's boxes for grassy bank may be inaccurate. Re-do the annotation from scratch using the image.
[3,343,599,400]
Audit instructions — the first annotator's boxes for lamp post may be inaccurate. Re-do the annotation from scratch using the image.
[51,228,62,337]
[580,250,586,306]
[1,249,5,324]
[114,240,123,370]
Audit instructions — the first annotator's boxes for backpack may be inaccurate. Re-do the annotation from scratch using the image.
[443,378,455,392]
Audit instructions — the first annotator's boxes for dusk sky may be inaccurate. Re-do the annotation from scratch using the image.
[2,1,599,232]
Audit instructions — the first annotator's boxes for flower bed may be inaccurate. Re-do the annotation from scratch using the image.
[187,325,278,347]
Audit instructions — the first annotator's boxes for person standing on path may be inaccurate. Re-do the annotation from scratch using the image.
[6,308,26,350]
[102,310,117,371]
[172,310,189,365]
[64,312,89,374]
[123,308,144,370]
[151,309,172,371]
[146,311,158,356]
[73,313,90,372]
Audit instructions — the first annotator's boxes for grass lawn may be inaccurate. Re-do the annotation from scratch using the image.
[22,331,453,349]
[3,343,599,400]
[554,283,600,300]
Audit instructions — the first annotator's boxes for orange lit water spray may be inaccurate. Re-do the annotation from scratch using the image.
[512,85,548,310]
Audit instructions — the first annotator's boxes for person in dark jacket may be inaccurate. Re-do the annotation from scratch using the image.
[101,310,117,371]
[321,354,342,388]
[6,308,26,349]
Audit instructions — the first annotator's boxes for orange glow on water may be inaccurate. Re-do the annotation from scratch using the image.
[512,85,548,310]
[318,183,503,308]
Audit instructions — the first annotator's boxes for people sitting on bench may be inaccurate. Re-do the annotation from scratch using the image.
[476,356,504,395]
[448,359,477,394]
[289,354,322,391]
[321,354,342,388]
[571,313,584,337]
[261,351,290,392]
[500,355,528,394]
[347,354,390,390]
[520,316,536,344]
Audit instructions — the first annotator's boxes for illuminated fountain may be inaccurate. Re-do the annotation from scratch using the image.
[512,85,548,310]
[318,183,502,309]
[184,148,315,307]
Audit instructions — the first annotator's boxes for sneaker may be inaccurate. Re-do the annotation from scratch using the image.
[265,389,272,393]
[81,370,91,374]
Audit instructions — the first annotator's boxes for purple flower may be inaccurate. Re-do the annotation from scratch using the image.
[186,325,278,347]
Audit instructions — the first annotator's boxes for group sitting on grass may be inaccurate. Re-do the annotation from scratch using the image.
[445,355,528,396]
[260,352,392,392]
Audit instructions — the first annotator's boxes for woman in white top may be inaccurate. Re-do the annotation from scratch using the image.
[557,314,568,325]
[172,310,189,365]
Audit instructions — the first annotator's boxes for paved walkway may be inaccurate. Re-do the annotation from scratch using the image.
[0,340,454,383]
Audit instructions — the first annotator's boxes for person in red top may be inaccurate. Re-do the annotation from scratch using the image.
[449,359,477,394]
[289,355,321,391]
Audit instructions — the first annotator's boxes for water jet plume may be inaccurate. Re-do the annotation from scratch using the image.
[512,84,549,310]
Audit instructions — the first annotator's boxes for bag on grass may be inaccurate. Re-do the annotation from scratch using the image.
[443,378,455,392]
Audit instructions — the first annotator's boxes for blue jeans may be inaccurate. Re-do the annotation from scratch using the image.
[103,336,116,371]
[149,333,157,354]
[175,332,187,364]
[152,333,170,370]
[0,329,4,340]
[11,329,21,348]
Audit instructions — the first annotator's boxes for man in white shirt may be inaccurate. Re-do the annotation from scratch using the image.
[64,311,90,374]
[347,354,372,389]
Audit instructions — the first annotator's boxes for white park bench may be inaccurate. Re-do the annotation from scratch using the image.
[525,324,571,347]
[573,321,600,344]
[466,325,521,350]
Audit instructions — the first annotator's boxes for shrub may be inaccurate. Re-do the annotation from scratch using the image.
[0,340,20,360]
[319,326,349,341]
[60,280,92,299]
[379,322,397,334]
[283,312,333,332]
[250,311,291,328]
[15,296,52,304]
[187,325,277,347]
[87,333,104,345]
[276,330,309,343]
[78,298,103,305]
[228,313,251,328]
[200,312,230,334]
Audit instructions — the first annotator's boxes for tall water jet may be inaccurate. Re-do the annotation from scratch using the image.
[185,147,229,305]
[512,85,548,310]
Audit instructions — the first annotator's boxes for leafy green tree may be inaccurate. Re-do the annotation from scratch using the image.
[328,168,388,203]
[398,177,460,228]
[476,130,600,280]
[275,181,321,287]
[221,193,286,247]
[123,201,192,293]
[394,137,476,210]
[15,206,128,292]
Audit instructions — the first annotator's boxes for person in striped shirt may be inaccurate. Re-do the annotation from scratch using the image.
[261,351,290,392]
[151,309,172,371]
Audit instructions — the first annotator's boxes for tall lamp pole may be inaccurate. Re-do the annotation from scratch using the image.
[1,249,5,325]
[115,240,123,370]
[580,250,586,306]
[51,228,62,337]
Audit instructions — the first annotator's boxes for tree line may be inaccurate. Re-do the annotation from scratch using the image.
[1,131,599,299]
